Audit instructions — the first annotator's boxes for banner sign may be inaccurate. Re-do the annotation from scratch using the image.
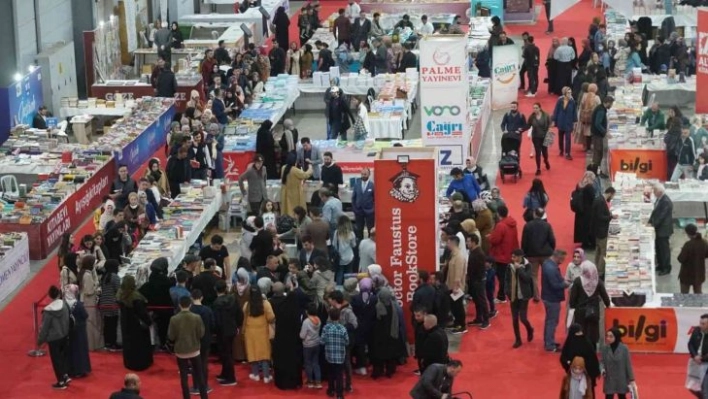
[0,235,30,304]
[608,149,667,181]
[491,45,520,110]
[117,104,176,174]
[602,0,635,19]
[0,67,44,145]
[550,0,581,20]
[374,158,438,342]
[419,36,469,169]
[696,9,708,114]
[606,307,705,353]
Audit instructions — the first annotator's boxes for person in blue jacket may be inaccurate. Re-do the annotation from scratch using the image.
[446,168,481,203]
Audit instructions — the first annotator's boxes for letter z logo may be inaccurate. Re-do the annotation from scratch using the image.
[424,106,461,116]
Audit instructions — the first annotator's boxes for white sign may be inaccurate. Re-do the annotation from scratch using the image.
[602,0,634,19]
[491,45,520,110]
[419,36,469,168]
[0,235,30,304]
[550,0,581,20]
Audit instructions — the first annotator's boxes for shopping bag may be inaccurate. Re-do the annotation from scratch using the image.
[685,358,708,391]
[566,308,576,328]
[628,381,639,399]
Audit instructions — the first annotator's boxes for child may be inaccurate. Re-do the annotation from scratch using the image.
[321,307,349,398]
[484,257,497,318]
[260,200,278,230]
[300,302,322,389]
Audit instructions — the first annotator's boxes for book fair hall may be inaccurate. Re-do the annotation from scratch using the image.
[2,0,708,398]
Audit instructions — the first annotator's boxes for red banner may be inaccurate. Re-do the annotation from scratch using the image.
[605,307,678,353]
[609,149,667,181]
[223,151,256,181]
[697,9,708,113]
[374,158,438,342]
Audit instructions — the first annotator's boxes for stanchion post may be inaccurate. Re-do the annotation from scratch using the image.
[27,300,46,357]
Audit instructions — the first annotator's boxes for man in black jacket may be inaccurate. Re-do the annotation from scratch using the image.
[687,314,708,398]
[466,235,490,329]
[351,11,371,51]
[649,184,674,276]
[214,40,232,65]
[500,101,526,136]
[522,36,540,96]
[521,208,556,301]
[191,259,219,306]
[591,95,614,178]
[155,63,178,98]
[398,43,418,72]
[32,106,49,129]
[326,87,355,140]
[298,236,327,270]
[431,271,451,329]
[212,280,244,386]
[505,250,534,348]
[671,127,697,181]
[109,373,143,399]
[592,187,615,278]
[249,216,274,267]
[419,315,449,372]
[321,152,344,195]
[412,271,436,317]
[409,360,462,399]
[360,43,376,74]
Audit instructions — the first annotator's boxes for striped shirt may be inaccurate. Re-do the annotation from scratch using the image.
[321,322,349,364]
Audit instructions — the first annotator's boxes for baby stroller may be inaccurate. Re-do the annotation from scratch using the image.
[499,132,522,183]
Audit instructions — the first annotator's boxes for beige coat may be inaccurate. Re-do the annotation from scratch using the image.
[243,299,275,362]
[475,209,495,253]
[280,166,313,217]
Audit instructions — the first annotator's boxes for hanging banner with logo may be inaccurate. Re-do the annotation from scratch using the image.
[550,0,580,20]
[491,45,520,110]
[606,306,704,353]
[374,158,438,342]
[608,149,667,181]
[419,36,469,169]
[602,0,634,19]
[696,9,708,114]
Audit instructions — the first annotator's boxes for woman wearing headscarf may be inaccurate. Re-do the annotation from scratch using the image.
[99,259,121,351]
[472,199,495,253]
[366,264,389,293]
[118,275,153,371]
[559,356,594,399]
[569,261,611,348]
[256,120,278,179]
[370,287,404,378]
[350,277,377,375]
[560,324,600,394]
[60,253,80,291]
[546,37,560,94]
[139,257,173,350]
[460,219,482,244]
[208,123,226,179]
[146,158,170,198]
[269,282,303,389]
[98,200,115,232]
[601,328,636,399]
[280,153,313,217]
[243,285,276,383]
[63,284,91,378]
[273,7,291,52]
[231,266,252,362]
[576,83,600,152]
[77,255,102,350]
[565,249,585,285]
[572,172,597,250]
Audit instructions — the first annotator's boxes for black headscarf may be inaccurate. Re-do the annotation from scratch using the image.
[150,257,169,275]
[609,327,622,352]
[281,152,297,184]
[560,323,601,379]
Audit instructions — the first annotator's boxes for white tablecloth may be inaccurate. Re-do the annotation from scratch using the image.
[119,190,223,278]
[369,115,404,139]
[59,107,132,119]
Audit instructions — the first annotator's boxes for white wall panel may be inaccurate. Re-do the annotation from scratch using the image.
[14,0,38,70]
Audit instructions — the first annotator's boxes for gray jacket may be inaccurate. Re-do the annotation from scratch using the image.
[601,343,635,395]
[311,269,335,302]
[37,299,70,345]
[238,164,268,203]
[153,28,172,50]
[299,316,322,347]
[296,146,323,179]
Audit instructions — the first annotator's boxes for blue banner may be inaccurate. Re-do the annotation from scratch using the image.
[471,0,504,21]
[116,104,176,174]
[0,68,44,145]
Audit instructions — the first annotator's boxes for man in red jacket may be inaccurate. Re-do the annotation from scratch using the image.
[488,205,519,303]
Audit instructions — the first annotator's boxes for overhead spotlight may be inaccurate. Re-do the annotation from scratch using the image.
[28,65,35,73]
[13,73,22,82]
[99,20,104,26]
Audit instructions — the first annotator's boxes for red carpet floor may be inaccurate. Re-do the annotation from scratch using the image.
[0,1,690,398]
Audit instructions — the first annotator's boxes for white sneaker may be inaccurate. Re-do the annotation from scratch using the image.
[356,367,367,376]
[525,92,536,97]
[248,374,260,381]
[263,376,273,384]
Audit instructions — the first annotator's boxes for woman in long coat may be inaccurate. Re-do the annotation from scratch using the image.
[370,287,403,379]
[232,267,252,362]
[118,275,153,371]
[576,83,600,151]
[64,284,91,377]
[572,172,597,250]
[243,285,276,382]
[256,121,278,179]
[269,283,303,389]
[569,261,611,349]
[273,7,290,51]
[560,323,601,394]
[601,328,636,398]
[280,154,313,217]
[78,256,102,351]
[139,258,173,349]
[472,199,494,254]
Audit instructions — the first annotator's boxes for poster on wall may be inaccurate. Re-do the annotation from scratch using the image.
[374,157,438,342]
[419,36,469,169]
[0,68,44,144]
[491,45,520,110]
[696,9,708,114]
[550,0,580,20]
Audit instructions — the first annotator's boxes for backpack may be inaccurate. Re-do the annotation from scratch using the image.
[570,188,583,213]
[277,214,295,234]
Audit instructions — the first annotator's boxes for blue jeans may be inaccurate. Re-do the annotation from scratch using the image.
[485,268,496,313]
[335,261,353,285]
[671,164,694,182]
[543,300,561,349]
[303,345,321,382]
[250,360,271,378]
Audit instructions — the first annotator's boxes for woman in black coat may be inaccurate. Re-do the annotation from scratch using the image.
[65,285,91,377]
[256,120,277,179]
[166,146,192,198]
[572,172,597,249]
[350,278,377,373]
[560,323,601,394]
[569,262,611,349]
[118,275,153,371]
[370,287,403,378]
[273,7,291,52]
[138,258,173,349]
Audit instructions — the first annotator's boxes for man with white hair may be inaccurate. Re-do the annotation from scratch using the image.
[649,184,674,276]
